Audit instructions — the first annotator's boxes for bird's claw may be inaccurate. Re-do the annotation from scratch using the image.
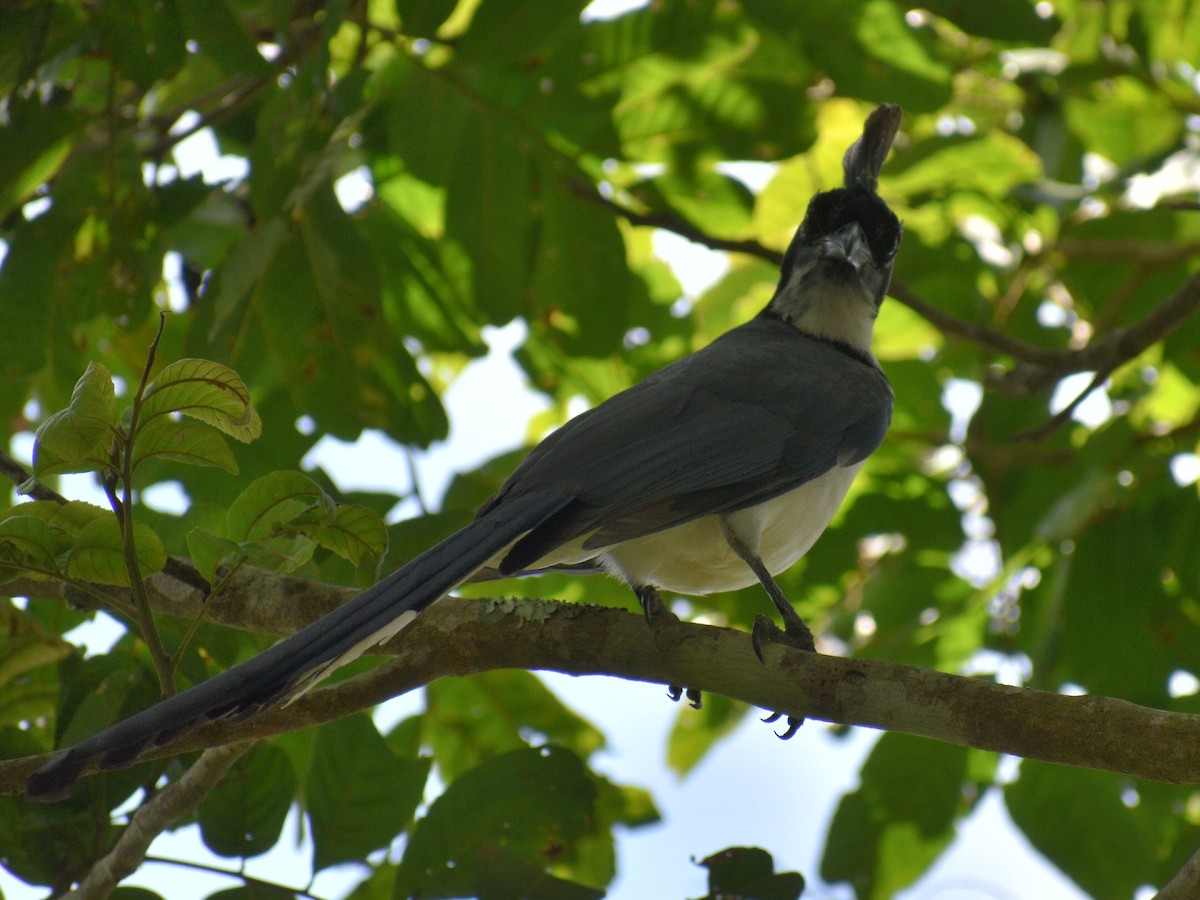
[751,614,815,663]
[667,685,702,709]
[636,585,680,628]
[761,710,804,740]
[751,615,810,737]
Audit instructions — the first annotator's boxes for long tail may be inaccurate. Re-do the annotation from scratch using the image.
[26,489,572,801]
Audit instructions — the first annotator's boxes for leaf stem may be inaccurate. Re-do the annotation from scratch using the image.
[118,313,175,697]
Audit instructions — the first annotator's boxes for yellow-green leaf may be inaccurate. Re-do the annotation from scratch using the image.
[132,418,238,474]
[305,504,388,567]
[186,527,242,584]
[0,514,65,572]
[141,358,262,443]
[33,361,117,478]
[226,470,329,542]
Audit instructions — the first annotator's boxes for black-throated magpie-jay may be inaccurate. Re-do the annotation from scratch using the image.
[27,104,903,801]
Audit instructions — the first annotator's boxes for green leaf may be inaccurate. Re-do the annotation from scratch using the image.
[175,0,272,77]
[528,156,631,354]
[141,358,262,443]
[132,418,238,474]
[226,470,328,543]
[922,0,1058,40]
[5,500,107,535]
[0,514,66,574]
[395,0,458,37]
[426,672,606,782]
[1017,491,1200,705]
[66,516,167,586]
[396,745,597,898]
[197,743,297,859]
[695,846,805,900]
[0,182,77,380]
[666,692,745,776]
[205,888,287,900]
[0,634,74,690]
[1006,762,1152,898]
[821,734,970,898]
[224,470,386,568]
[306,713,431,871]
[472,844,605,900]
[301,503,388,567]
[456,0,584,65]
[633,169,755,237]
[33,361,117,478]
[882,132,1044,199]
[445,115,535,323]
[185,527,242,584]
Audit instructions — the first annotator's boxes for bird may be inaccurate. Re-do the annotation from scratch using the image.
[26,104,903,802]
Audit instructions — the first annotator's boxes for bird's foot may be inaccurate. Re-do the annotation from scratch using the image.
[750,614,815,662]
[750,615,811,740]
[635,584,680,628]
[636,587,701,710]
[667,684,702,708]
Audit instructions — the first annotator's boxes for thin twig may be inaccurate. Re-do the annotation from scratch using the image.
[141,855,330,900]
[0,453,68,504]
[118,313,175,697]
[573,182,1200,391]
[1013,364,1116,442]
[1158,843,1200,899]
[64,744,251,899]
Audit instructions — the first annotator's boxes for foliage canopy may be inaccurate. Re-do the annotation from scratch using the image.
[2,0,1200,897]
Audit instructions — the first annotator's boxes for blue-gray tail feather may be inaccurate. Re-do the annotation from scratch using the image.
[26,489,571,802]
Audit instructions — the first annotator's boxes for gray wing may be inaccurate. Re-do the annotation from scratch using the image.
[490,316,892,572]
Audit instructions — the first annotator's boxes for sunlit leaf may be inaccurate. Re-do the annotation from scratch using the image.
[225,470,328,542]
[33,361,116,478]
[132,417,238,474]
[301,503,388,567]
[141,358,262,443]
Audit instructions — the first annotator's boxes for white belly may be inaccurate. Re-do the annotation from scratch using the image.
[596,464,862,595]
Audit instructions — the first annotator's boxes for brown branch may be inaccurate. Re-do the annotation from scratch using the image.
[1013,364,1117,442]
[575,184,1200,394]
[886,278,1064,365]
[1158,844,1200,900]
[5,596,1200,797]
[64,744,250,899]
[572,179,783,261]
[0,452,68,504]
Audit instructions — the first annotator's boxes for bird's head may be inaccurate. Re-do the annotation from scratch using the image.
[767,105,903,356]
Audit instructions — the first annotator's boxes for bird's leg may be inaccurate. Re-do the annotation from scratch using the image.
[721,524,811,739]
[634,585,701,709]
[720,524,817,656]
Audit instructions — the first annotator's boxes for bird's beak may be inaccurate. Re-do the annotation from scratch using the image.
[819,221,873,273]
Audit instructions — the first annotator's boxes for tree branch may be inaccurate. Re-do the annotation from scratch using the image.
[1157,844,1200,900]
[5,596,1200,796]
[64,744,250,899]
[576,183,1200,393]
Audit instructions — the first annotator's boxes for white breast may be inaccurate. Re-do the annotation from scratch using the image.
[596,464,863,595]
